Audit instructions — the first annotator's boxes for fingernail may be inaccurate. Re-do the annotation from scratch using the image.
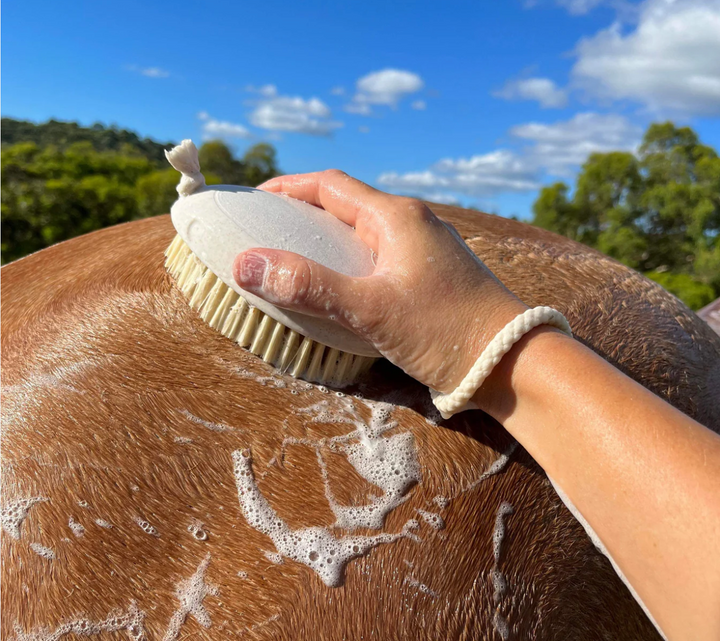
[236,252,267,289]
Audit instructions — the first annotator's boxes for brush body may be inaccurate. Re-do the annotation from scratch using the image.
[164,174,379,386]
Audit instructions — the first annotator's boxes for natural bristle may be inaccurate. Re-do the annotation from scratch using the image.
[164,234,376,386]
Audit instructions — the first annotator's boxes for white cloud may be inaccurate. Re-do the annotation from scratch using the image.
[493,77,568,108]
[246,84,278,97]
[359,126,370,134]
[510,111,641,175]
[411,100,427,110]
[379,150,540,197]
[248,91,342,136]
[572,0,720,115]
[344,102,372,115]
[198,112,251,140]
[557,0,606,14]
[346,69,424,114]
[377,112,641,199]
[125,65,170,78]
[527,0,634,16]
[142,67,170,78]
[420,192,462,205]
[330,86,345,96]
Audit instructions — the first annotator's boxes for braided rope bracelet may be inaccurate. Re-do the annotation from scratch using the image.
[431,306,572,419]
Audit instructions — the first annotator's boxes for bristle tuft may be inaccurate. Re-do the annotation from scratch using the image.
[164,234,377,386]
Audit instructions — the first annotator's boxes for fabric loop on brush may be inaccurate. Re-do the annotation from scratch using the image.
[165,139,207,197]
[431,306,572,419]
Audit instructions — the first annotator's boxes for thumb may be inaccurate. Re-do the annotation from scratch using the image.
[233,249,365,320]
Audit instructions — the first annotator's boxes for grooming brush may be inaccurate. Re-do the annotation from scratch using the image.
[163,140,380,387]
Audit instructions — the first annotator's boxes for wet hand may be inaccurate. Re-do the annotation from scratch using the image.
[233,170,527,393]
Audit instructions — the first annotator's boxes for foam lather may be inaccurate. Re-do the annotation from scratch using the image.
[164,139,380,386]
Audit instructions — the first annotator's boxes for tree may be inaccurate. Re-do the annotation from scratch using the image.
[532,182,581,241]
[243,143,280,186]
[198,140,246,185]
[1,142,154,262]
[532,122,719,310]
[136,167,222,218]
[1,117,172,164]
[198,140,280,186]
[1,120,282,264]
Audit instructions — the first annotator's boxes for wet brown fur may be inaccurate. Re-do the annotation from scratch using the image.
[2,208,719,640]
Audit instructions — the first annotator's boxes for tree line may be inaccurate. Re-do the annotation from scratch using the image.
[2,118,717,310]
[1,118,279,264]
[532,123,719,310]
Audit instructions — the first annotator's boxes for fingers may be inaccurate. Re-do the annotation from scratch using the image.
[258,170,389,252]
[233,248,370,322]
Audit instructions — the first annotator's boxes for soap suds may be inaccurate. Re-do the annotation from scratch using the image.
[29,543,55,560]
[493,611,511,641]
[295,400,356,427]
[490,501,514,641]
[187,519,208,541]
[263,551,284,564]
[435,441,518,511]
[68,517,85,538]
[180,409,238,433]
[1,497,48,540]
[416,509,445,530]
[492,502,513,565]
[289,400,422,532]
[1,362,90,432]
[94,519,113,529]
[12,601,146,641]
[466,442,518,497]
[431,442,517,513]
[255,375,287,388]
[228,364,288,389]
[162,554,219,641]
[233,447,419,587]
[2,362,87,396]
[404,575,440,598]
[248,613,281,633]
[134,518,159,537]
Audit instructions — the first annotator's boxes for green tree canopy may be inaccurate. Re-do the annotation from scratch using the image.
[1,117,173,164]
[2,119,281,264]
[532,122,719,309]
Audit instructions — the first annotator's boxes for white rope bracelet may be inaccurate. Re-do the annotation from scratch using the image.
[431,306,572,419]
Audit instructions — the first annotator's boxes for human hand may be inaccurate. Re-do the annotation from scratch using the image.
[233,170,528,394]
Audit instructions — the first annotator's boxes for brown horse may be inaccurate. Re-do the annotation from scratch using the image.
[2,207,718,640]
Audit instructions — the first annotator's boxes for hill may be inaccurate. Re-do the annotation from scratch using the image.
[1,118,280,264]
[1,117,173,165]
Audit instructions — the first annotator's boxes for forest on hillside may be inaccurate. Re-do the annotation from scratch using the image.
[1,118,279,264]
[531,123,719,310]
[1,118,718,310]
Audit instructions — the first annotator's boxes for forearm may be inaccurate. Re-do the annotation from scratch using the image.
[247,172,720,639]
[473,328,720,641]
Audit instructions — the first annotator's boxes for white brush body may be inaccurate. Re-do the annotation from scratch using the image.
[169,185,380,359]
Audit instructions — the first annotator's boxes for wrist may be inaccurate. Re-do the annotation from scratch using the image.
[436,295,529,394]
[470,325,575,424]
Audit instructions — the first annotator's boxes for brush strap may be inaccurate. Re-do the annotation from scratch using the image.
[430,306,572,419]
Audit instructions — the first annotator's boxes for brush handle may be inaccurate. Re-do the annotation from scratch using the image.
[170,185,380,358]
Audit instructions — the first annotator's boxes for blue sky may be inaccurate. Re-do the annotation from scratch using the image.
[3,0,719,219]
